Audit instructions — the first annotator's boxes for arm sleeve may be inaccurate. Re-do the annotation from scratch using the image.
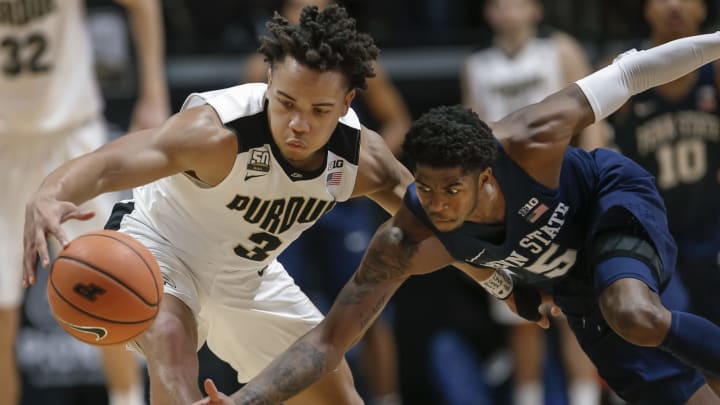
[576,32,720,122]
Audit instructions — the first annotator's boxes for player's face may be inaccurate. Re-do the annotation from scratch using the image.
[414,165,482,232]
[645,0,706,40]
[267,57,355,171]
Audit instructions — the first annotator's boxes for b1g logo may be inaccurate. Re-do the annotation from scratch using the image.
[329,160,343,169]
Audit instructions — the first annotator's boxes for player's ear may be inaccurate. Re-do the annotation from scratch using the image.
[266,67,273,87]
[342,89,356,115]
[479,167,493,185]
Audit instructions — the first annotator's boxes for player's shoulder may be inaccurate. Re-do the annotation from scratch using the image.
[181,83,268,124]
[548,30,585,56]
[338,106,361,130]
[356,125,389,164]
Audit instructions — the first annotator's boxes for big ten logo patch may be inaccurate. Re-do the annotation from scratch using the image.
[329,159,343,169]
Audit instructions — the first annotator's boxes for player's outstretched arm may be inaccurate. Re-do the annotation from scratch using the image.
[497,32,720,147]
[22,105,236,287]
[491,32,720,186]
[199,209,453,405]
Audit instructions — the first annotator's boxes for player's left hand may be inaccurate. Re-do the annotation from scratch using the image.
[504,288,561,329]
[192,378,233,405]
[536,293,562,328]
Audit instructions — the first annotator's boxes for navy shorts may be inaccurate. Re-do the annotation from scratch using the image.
[558,225,705,404]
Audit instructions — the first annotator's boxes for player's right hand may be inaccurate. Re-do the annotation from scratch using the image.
[22,195,95,287]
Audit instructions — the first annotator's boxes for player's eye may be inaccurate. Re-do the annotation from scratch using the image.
[280,100,294,109]
[314,108,330,115]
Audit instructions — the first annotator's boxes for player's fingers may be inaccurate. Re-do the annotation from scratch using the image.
[35,233,51,269]
[50,225,71,249]
[550,305,562,317]
[22,250,38,287]
[204,378,221,401]
[536,314,550,329]
[64,210,95,222]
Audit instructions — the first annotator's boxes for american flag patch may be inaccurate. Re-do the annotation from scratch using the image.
[326,172,342,185]
[526,204,549,223]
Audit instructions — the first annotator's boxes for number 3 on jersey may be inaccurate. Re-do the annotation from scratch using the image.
[2,32,51,76]
[234,232,282,261]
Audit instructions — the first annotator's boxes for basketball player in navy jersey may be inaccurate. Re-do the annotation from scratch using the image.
[610,0,720,336]
[461,1,603,403]
[22,5,411,405]
[196,32,720,405]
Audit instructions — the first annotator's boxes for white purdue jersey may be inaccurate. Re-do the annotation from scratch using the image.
[0,0,101,135]
[464,37,564,121]
[131,83,362,272]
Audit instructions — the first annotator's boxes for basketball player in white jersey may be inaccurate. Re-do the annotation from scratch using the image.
[245,2,408,404]
[0,1,169,404]
[22,5,411,405]
[460,1,603,404]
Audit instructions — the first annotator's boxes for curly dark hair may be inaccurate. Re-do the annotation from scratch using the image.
[402,105,498,173]
[258,5,378,90]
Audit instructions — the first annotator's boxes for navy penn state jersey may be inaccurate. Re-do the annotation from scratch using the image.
[404,144,677,297]
[611,63,720,239]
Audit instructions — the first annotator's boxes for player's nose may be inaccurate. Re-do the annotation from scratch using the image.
[289,113,309,133]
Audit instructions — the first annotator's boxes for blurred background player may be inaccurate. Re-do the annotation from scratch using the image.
[608,0,720,372]
[0,1,169,404]
[245,2,411,404]
[459,0,605,404]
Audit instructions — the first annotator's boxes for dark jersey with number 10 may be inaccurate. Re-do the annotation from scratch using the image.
[611,63,720,241]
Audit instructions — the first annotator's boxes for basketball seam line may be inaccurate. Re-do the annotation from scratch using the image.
[49,278,157,325]
[74,231,161,301]
[55,255,159,307]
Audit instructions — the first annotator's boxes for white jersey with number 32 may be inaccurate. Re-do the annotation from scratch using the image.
[0,0,101,136]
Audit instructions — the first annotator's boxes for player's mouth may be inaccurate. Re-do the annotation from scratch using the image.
[286,140,306,150]
[431,216,454,223]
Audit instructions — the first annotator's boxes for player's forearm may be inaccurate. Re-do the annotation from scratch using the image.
[577,32,720,121]
[231,334,345,404]
[35,152,119,206]
[122,0,168,102]
[35,129,161,205]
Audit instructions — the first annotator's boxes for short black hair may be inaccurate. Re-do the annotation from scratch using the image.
[258,5,378,90]
[403,105,498,173]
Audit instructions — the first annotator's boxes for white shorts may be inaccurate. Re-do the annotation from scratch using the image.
[117,211,324,383]
[0,118,116,308]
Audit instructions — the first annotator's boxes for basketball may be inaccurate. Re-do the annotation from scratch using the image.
[47,230,163,346]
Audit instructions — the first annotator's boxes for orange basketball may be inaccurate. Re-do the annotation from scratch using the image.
[47,230,163,346]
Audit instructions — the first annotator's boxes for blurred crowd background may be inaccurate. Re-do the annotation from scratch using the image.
[13,1,720,405]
